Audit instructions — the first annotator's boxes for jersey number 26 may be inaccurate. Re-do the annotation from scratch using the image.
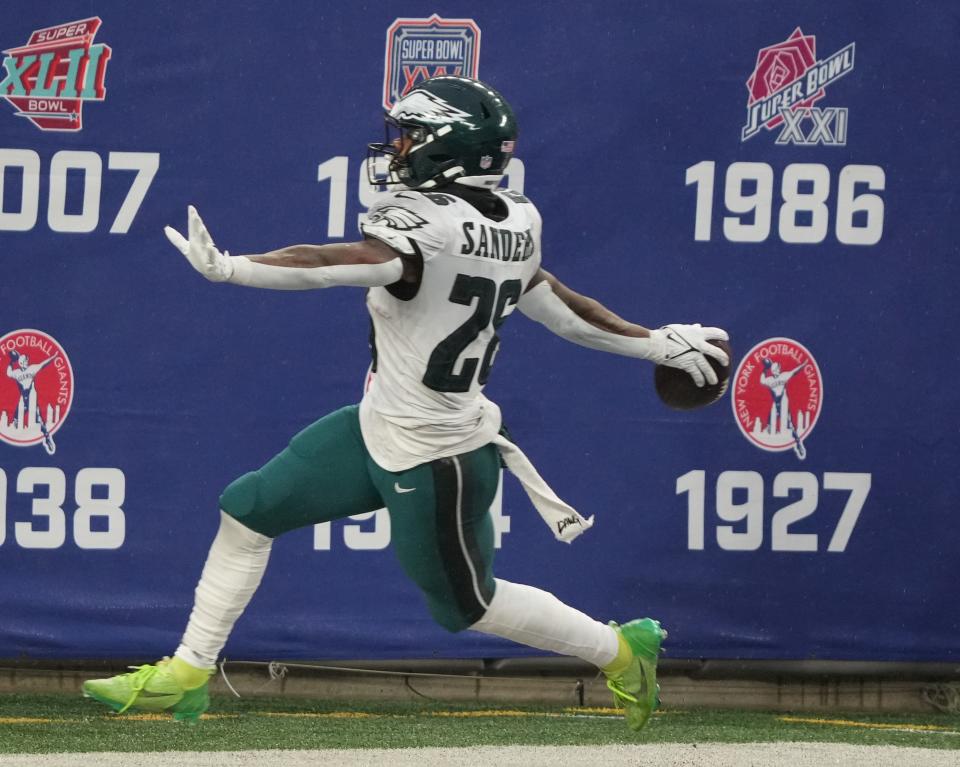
[423,275,522,393]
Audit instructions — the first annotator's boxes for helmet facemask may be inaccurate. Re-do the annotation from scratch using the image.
[366,117,459,189]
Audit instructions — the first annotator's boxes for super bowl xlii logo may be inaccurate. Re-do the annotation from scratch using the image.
[0,17,111,132]
[382,14,481,110]
[742,28,854,146]
[731,338,822,461]
[0,330,74,455]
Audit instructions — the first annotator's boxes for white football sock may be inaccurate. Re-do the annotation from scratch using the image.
[175,511,273,669]
[469,578,619,668]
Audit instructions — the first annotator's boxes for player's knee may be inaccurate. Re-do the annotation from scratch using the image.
[219,471,261,523]
[219,471,281,538]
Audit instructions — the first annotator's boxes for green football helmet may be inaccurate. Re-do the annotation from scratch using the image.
[367,76,518,190]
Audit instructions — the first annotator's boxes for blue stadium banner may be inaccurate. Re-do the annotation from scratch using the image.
[1,1,957,662]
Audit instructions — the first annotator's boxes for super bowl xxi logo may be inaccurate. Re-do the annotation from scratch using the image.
[1,17,111,131]
[732,338,822,461]
[742,28,854,146]
[0,330,74,455]
[383,14,480,110]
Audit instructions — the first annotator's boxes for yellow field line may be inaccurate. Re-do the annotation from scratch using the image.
[563,707,682,716]
[779,716,960,735]
[431,710,585,718]
[259,712,378,719]
[0,717,60,724]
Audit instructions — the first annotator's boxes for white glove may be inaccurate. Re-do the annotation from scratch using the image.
[647,324,730,387]
[164,205,234,282]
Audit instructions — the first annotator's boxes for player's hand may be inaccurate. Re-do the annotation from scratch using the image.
[647,324,729,387]
[164,205,234,282]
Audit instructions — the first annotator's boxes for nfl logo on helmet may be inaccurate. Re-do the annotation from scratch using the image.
[383,14,481,110]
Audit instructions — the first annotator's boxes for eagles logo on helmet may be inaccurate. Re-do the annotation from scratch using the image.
[367,76,518,190]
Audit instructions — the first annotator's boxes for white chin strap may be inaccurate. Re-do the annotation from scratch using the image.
[413,173,503,190]
[456,174,504,189]
[398,172,504,191]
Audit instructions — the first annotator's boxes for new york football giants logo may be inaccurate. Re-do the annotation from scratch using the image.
[383,15,481,111]
[0,17,111,132]
[731,338,823,461]
[0,330,74,455]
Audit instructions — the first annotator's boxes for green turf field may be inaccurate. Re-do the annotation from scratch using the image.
[0,694,958,754]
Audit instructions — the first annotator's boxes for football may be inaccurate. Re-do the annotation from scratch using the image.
[654,339,732,410]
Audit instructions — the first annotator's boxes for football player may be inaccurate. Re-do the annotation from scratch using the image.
[83,77,728,731]
[6,350,58,455]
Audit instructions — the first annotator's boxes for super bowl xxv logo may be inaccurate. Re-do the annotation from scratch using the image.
[0,17,111,131]
[0,330,74,455]
[742,28,854,146]
[383,14,480,110]
[731,338,822,461]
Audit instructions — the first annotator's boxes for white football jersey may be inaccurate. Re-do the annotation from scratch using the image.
[358,188,542,471]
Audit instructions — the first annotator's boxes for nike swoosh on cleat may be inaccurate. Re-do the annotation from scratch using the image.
[394,482,416,494]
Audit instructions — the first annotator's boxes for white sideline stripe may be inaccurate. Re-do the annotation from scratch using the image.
[453,455,489,611]
[3,743,959,767]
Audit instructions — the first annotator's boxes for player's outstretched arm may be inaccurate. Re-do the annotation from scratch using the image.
[783,365,804,381]
[35,354,58,372]
[164,206,407,290]
[518,269,728,387]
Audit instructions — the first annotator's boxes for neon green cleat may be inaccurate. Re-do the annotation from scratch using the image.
[82,658,211,722]
[603,618,667,732]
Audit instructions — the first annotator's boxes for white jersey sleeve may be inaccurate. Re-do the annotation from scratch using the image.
[359,192,452,259]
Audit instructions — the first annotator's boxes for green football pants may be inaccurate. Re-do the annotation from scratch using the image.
[219,405,501,631]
